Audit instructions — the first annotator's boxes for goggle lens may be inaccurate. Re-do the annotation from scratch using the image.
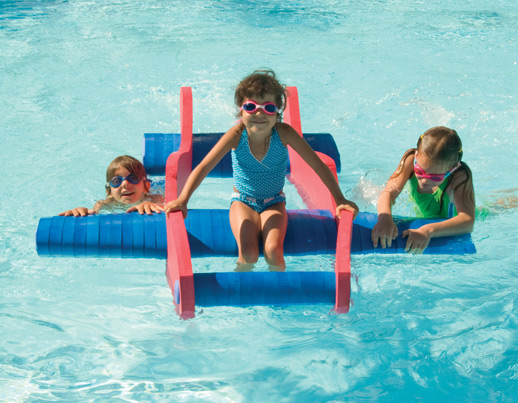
[413,159,460,182]
[242,103,257,112]
[109,174,141,188]
[241,101,279,115]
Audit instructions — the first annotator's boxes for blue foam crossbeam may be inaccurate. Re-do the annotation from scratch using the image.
[191,271,336,307]
[143,132,341,176]
[36,210,475,258]
[352,211,476,254]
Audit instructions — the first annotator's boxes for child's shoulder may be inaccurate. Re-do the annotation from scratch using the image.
[395,149,415,171]
[389,150,415,182]
[219,124,245,149]
[93,197,113,211]
[148,193,165,204]
[275,122,300,144]
[275,122,294,132]
[450,163,473,187]
[398,149,417,173]
[401,148,416,159]
[227,124,245,139]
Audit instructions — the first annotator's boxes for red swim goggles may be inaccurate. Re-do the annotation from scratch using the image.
[414,159,461,182]
[240,101,279,115]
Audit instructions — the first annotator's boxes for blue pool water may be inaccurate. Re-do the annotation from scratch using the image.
[1,0,517,401]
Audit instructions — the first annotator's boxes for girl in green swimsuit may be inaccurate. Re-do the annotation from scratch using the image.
[371,126,476,254]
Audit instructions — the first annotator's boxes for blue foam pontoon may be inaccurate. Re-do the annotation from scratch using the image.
[143,132,341,176]
[36,86,476,317]
[191,271,336,306]
[36,211,475,258]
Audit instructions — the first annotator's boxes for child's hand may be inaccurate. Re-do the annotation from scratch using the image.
[402,227,431,254]
[59,207,96,217]
[126,201,164,215]
[336,200,359,220]
[164,199,188,219]
[371,213,398,248]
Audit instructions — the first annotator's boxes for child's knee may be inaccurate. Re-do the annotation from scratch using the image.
[263,240,284,263]
[239,250,259,264]
[238,240,259,263]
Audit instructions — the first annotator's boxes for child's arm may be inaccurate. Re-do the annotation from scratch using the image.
[277,123,359,218]
[402,170,475,254]
[164,126,241,218]
[58,198,112,217]
[371,154,413,248]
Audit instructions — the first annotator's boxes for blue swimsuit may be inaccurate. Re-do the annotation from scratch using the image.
[231,128,289,213]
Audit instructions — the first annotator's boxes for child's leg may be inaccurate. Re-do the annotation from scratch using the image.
[260,202,288,271]
[229,201,261,267]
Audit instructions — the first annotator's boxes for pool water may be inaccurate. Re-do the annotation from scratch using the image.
[1,0,517,401]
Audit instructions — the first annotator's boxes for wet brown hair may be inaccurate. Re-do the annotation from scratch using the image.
[393,126,473,214]
[105,155,148,196]
[417,126,463,164]
[234,69,286,121]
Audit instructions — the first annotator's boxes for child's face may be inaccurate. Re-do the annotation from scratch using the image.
[108,166,149,205]
[414,152,455,191]
[240,94,278,135]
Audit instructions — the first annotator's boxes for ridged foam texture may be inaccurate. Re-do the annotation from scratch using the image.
[351,212,476,254]
[36,213,168,259]
[142,133,182,175]
[36,211,475,258]
[191,272,336,306]
[143,132,341,176]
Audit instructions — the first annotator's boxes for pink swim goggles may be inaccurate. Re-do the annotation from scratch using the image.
[414,159,461,182]
[240,101,279,115]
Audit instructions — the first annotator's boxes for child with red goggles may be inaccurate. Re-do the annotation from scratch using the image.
[371,126,475,254]
[165,69,358,271]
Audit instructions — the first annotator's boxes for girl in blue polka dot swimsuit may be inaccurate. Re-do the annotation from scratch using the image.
[165,70,358,271]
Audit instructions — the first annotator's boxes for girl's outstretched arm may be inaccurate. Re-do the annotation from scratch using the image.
[58,197,113,217]
[164,125,242,218]
[277,123,359,218]
[371,153,414,248]
[402,170,475,253]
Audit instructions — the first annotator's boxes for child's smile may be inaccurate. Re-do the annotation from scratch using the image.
[109,166,148,205]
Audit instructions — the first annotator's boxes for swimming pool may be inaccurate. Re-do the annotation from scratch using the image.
[1,0,517,401]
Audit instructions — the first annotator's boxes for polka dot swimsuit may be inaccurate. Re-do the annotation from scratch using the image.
[231,127,288,213]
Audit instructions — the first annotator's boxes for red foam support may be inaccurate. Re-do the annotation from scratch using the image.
[284,86,352,314]
[334,210,353,313]
[284,87,336,212]
[165,87,195,319]
[284,86,303,135]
